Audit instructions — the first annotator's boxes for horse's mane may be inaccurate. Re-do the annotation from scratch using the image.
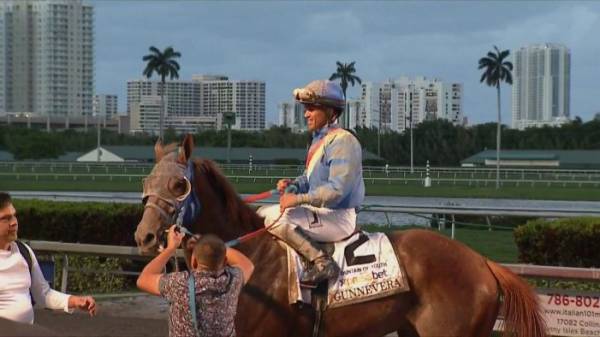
[195,158,264,233]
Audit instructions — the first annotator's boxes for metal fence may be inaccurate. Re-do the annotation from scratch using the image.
[24,240,600,292]
[2,161,600,184]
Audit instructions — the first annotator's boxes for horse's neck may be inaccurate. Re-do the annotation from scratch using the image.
[230,202,265,237]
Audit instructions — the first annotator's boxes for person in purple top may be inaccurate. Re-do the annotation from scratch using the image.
[137,227,254,337]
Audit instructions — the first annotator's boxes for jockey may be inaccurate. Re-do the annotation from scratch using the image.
[259,79,365,285]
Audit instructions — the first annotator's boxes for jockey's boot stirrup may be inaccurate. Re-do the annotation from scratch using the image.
[267,224,340,284]
[301,255,340,285]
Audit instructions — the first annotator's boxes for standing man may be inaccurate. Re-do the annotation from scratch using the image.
[137,227,254,337]
[259,79,365,285]
[0,192,97,324]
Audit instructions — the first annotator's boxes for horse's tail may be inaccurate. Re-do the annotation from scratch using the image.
[486,260,547,337]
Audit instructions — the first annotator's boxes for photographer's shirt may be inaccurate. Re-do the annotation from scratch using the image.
[159,266,243,337]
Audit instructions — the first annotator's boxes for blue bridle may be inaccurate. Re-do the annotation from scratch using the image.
[174,160,202,235]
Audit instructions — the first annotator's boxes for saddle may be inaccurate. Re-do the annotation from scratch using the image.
[281,231,410,337]
[285,231,410,309]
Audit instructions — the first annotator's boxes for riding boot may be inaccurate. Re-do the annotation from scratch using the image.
[268,224,340,285]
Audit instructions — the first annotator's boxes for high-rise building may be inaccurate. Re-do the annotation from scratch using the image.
[198,77,265,130]
[278,101,306,132]
[127,75,265,132]
[126,80,201,117]
[346,99,365,130]
[359,82,382,129]
[129,95,219,134]
[130,95,162,134]
[0,0,94,117]
[360,77,462,132]
[278,99,365,132]
[93,94,117,120]
[512,43,570,130]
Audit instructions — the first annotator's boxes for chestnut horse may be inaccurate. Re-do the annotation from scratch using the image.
[134,135,547,337]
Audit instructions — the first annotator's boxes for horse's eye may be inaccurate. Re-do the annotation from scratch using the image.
[168,177,188,196]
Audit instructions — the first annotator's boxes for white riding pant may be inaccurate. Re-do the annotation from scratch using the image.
[258,204,357,242]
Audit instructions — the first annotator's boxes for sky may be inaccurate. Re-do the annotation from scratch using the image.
[92,0,600,126]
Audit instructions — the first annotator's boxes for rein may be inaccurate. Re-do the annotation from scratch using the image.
[226,185,297,247]
[242,189,277,203]
[225,210,283,247]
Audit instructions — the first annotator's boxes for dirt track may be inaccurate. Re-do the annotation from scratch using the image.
[1,295,397,337]
[1,295,168,337]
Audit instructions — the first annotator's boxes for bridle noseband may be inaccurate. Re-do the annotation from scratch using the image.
[143,177,191,226]
[141,155,200,243]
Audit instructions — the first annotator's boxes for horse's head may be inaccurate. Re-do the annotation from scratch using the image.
[135,134,194,254]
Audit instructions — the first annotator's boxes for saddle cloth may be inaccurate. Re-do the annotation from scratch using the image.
[287,231,410,309]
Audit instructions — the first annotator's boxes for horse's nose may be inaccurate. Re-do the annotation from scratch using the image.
[143,233,156,246]
[134,227,156,250]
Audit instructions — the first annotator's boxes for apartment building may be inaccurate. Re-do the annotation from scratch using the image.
[512,43,571,130]
[93,94,117,120]
[0,0,94,117]
[127,75,265,132]
[361,77,462,132]
[278,101,306,132]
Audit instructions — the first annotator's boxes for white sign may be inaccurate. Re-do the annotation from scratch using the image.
[540,290,600,337]
[495,290,600,337]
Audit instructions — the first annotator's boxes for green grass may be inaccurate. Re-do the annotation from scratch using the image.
[361,225,518,263]
[364,183,600,201]
[2,162,599,200]
[3,177,599,201]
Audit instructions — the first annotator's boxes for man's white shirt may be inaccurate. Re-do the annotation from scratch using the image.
[0,241,71,324]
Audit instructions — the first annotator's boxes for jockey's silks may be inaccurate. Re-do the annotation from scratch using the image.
[293,124,365,209]
[305,127,344,177]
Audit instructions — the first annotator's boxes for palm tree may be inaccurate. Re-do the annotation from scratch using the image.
[329,61,362,128]
[142,46,181,140]
[478,46,513,189]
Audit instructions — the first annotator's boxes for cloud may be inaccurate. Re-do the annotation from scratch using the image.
[91,1,600,124]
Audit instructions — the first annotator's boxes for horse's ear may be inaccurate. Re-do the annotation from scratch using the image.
[154,139,164,162]
[178,134,194,163]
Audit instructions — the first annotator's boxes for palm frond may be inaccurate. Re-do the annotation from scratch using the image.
[486,52,499,61]
[142,46,182,81]
[479,72,487,83]
[168,67,180,79]
[149,46,161,56]
[143,65,155,78]
[504,71,513,84]
[168,60,180,71]
[330,61,361,98]
[163,46,174,55]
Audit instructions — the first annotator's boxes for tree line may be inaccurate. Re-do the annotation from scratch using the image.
[1,118,598,165]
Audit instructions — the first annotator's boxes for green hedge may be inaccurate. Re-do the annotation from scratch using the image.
[13,199,143,246]
[514,217,600,267]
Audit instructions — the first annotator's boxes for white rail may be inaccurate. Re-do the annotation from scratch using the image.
[23,240,600,293]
